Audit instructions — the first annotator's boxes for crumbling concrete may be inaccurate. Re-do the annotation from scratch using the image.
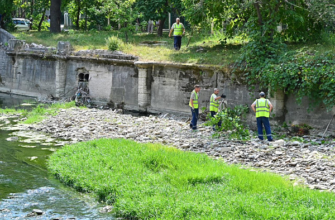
[0,29,334,130]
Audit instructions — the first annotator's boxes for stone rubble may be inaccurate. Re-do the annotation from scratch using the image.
[3,108,335,192]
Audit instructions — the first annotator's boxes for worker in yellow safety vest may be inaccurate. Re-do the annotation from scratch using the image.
[210,88,226,131]
[251,92,274,141]
[189,85,201,130]
[168,18,185,50]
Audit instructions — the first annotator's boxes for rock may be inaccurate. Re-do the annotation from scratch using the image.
[6,136,18,141]
[329,180,335,185]
[64,123,72,128]
[272,139,285,147]
[0,209,10,212]
[26,212,37,217]
[100,205,113,213]
[29,156,38,161]
[289,162,298,166]
[290,141,301,146]
[32,209,44,215]
[181,143,190,149]
[275,151,283,155]
[220,147,232,152]
[314,185,328,190]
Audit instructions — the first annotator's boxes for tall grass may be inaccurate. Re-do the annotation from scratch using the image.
[49,139,335,219]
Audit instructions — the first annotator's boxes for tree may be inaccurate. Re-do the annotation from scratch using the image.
[50,0,61,33]
[135,0,183,36]
[32,0,50,31]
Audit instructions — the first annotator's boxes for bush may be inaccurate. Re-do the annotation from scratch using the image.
[205,105,250,140]
[105,36,124,51]
[49,139,335,219]
[32,21,50,31]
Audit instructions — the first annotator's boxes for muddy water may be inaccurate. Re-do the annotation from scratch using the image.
[0,94,113,219]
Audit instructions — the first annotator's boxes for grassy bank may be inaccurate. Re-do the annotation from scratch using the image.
[12,31,335,66]
[49,139,335,219]
[0,101,77,124]
[13,31,241,66]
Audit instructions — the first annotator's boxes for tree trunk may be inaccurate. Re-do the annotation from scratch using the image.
[31,0,34,17]
[76,0,80,29]
[38,9,46,31]
[50,0,61,33]
[157,18,165,37]
[85,6,88,30]
[253,3,263,27]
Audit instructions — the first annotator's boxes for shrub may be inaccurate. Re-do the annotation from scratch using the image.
[106,36,124,51]
[205,105,250,140]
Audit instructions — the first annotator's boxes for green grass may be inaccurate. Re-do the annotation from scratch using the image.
[0,108,26,115]
[49,138,335,219]
[12,30,335,66]
[12,31,243,66]
[0,101,77,124]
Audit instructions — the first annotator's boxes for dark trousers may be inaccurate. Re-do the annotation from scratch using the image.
[257,117,273,141]
[190,108,199,130]
[174,36,182,50]
[211,111,222,130]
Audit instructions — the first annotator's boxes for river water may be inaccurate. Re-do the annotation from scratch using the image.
[0,94,112,219]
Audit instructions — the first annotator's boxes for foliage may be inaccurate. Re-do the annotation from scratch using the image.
[243,47,335,110]
[49,138,335,219]
[135,0,183,36]
[291,123,313,136]
[32,20,50,31]
[106,35,124,51]
[22,101,78,124]
[205,105,250,140]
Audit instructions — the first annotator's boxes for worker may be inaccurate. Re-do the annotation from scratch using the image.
[209,88,226,131]
[189,85,201,130]
[168,18,185,50]
[148,19,153,34]
[251,91,274,141]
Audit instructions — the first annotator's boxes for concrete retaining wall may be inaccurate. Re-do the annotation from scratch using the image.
[0,29,334,131]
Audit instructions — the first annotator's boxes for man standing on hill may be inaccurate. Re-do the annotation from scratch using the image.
[251,92,274,141]
[189,85,201,130]
[169,18,185,50]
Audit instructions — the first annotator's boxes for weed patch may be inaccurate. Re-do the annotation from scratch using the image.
[49,139,335,219]
[1,101,77,124]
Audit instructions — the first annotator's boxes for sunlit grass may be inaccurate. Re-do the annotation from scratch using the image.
[12,30,335,67]
[12,31,242,66]
[49,138,335,219]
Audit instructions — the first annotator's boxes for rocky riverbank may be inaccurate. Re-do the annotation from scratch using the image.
[3,108,335,192]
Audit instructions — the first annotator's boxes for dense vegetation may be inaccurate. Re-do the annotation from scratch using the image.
[49,138,335,219]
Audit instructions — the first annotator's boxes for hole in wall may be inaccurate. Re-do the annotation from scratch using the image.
[76,68,90,93]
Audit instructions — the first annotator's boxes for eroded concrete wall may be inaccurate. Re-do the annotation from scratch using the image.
[0,29,334,130]
[285,95,335,131]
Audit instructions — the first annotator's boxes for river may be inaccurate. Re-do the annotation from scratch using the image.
[0,94,113,219]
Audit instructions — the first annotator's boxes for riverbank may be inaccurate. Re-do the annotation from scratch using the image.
[0,97,112,219]
[49,138,335,219]
[4,107,335,193]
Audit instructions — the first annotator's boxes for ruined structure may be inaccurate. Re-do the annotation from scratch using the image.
[0,29,334,130]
